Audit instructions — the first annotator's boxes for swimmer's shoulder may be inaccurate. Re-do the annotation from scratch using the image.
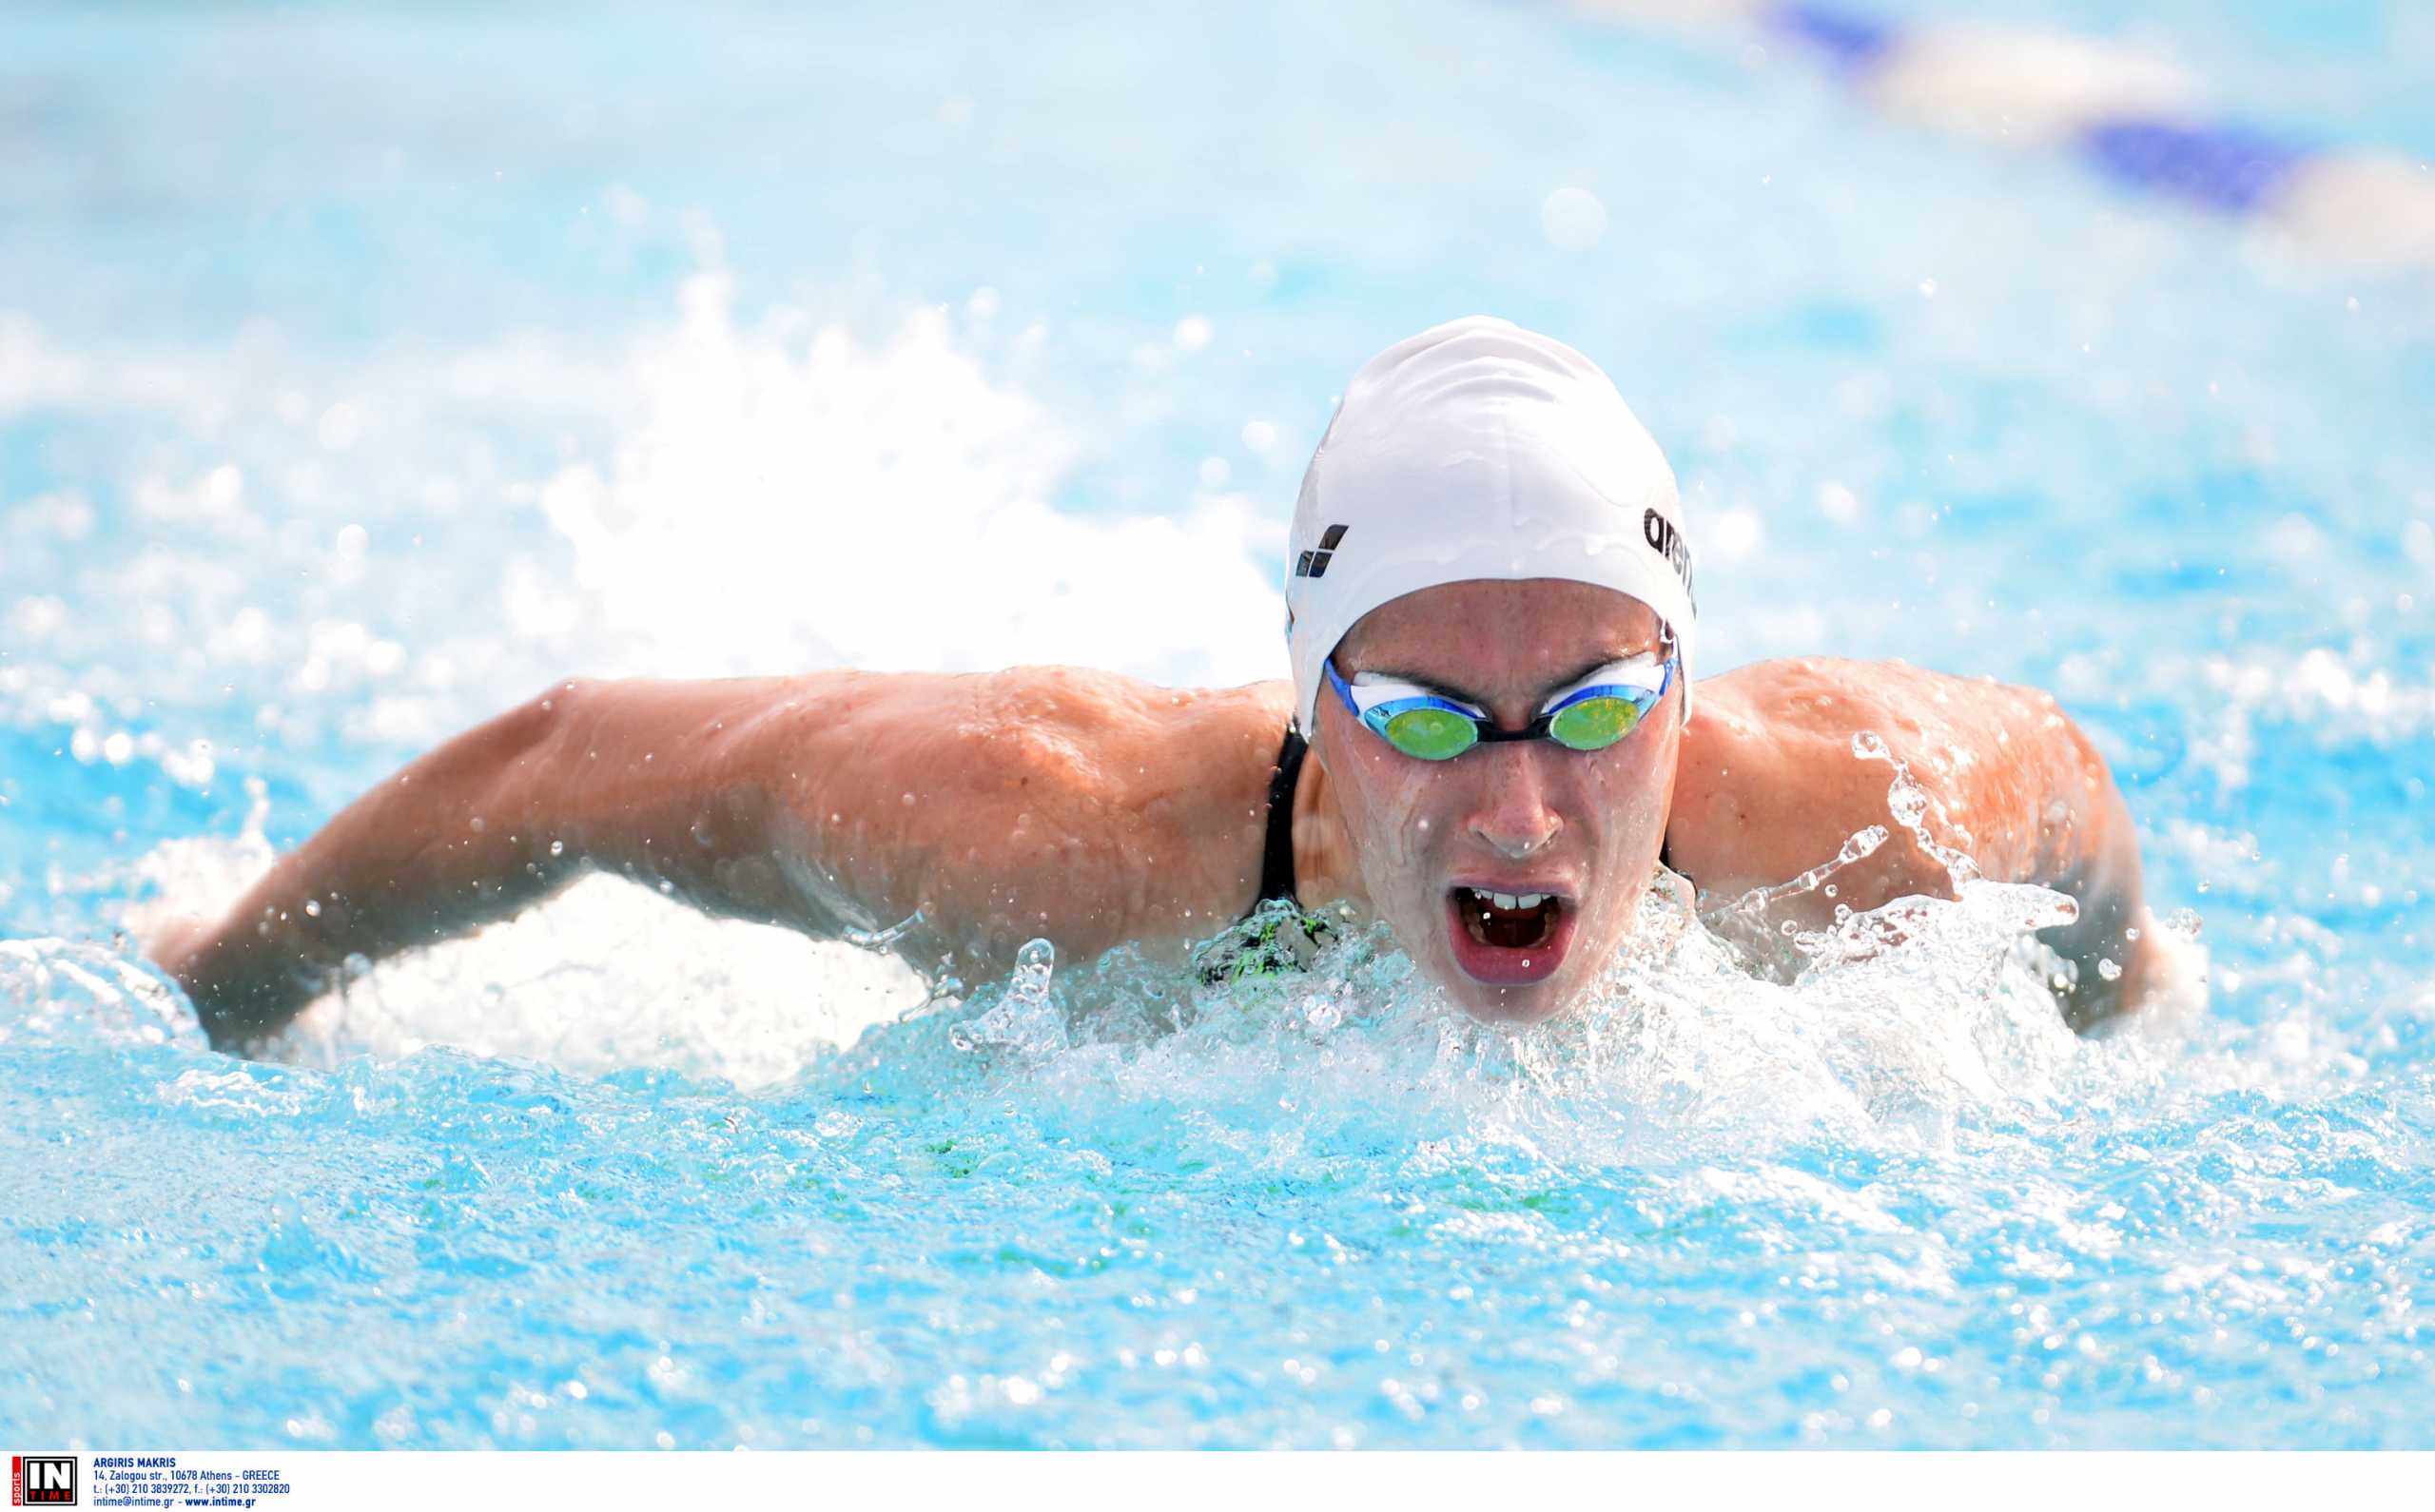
[762,666,1297,860]
[1668,655,2099,898]
[693,668,1294,843]
[1688,655,2061,746]
[945,668,1293,791]
[730,667,1298,960]
[1667,657,1992,884]
[747,665,1290,743]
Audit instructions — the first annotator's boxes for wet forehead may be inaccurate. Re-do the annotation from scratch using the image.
[1334,579,1665,697]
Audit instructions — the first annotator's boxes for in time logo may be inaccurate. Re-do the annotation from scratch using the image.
[11,1455,76,1506]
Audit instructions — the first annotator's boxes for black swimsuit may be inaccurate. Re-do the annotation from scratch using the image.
[1188,730,1328,984]
[1256,727,1310,909]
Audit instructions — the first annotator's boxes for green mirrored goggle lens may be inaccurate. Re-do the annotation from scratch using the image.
[1379,706,1480,761]
[1546,694,1645,751]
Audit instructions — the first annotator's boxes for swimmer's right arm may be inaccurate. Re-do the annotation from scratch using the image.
[149,679,641,1049]
[153,669,1289,1050]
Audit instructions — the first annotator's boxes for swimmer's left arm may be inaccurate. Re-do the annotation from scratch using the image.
[1666,657,2160,1029]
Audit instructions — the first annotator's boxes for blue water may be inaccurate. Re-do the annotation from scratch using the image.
[5,0,2432,1449]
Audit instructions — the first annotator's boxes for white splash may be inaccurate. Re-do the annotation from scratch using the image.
[529,267,1288,688]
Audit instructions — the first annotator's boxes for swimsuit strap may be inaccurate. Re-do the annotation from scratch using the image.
[1659,836,1696,893]
[1256,727,1308,911]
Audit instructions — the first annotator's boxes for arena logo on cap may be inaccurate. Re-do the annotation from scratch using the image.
[1295,523,1350,579]
[11,1456,76,1507]
[1643,508,1695,609]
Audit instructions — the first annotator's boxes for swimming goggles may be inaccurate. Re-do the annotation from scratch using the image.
[1322,649,1676,762]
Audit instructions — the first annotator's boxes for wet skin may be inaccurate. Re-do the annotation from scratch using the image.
[152,579,2161,1049]
[1293,581,1680,1025]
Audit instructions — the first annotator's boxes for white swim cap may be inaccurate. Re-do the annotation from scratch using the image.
[1286,316,1697,736]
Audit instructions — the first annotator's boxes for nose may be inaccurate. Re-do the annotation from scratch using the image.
[1468,745,1565,860]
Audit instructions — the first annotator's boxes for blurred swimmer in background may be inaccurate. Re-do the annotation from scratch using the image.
[150,317,2167,1048]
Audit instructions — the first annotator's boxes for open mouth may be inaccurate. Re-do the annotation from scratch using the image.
[1444,885,1575,986]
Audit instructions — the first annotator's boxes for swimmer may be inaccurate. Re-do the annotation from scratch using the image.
[147,317,2168,1049]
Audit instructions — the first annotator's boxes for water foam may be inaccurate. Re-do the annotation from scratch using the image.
[527,267,1289,688]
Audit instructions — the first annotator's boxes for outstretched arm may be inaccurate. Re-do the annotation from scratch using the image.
[152,669,1289,1050]
[1667,657,2162,1030]
[147,679,743,1048]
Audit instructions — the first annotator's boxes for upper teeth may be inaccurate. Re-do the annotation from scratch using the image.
[1485,891,1546,911]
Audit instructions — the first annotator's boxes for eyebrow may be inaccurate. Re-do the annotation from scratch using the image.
[1355,647,1665,709]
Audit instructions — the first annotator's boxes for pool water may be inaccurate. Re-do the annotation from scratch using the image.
[4,0,2432,1449]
